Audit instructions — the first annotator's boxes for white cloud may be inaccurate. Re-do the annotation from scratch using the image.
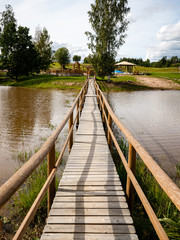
[157,21,180,41]
[52,42,90,62]
[145,20,180,61]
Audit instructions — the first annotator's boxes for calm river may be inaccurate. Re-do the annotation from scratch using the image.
[0,87,180,186]
[0,86,77,185]
[106,90,180,179]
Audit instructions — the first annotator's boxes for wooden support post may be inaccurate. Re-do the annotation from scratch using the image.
[47,144,55,214]
[97,90,100,106]
[80,92,83,113]
[0,219,2,231]
[76,99,79,129]
[126,143,136,212]
[102,100,105,123]
[69,112,73,151]
[107,113,112,151]
[99,94,102,112]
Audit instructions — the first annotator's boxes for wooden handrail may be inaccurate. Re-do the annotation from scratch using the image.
[0,79,88,240]
[13,101,81,239]
[95,81,180,210]
[95,80,180,240]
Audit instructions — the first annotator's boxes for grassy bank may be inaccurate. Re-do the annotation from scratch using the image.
[0,147,65,240]
[0,74,86,90]
[96,76,153,91]
[112,138,180,240]
[136,66,179,73]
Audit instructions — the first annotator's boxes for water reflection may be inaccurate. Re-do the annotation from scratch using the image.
[106,90,180,179]
[0,86,77,185]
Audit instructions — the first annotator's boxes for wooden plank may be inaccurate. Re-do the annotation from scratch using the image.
[57,186,123,191]
[61,176,120,180]
[59,181,122,186]
[53,196,126,202]
[47,216,133,224]
[55,191,125,196]
[41,233,138,240]
[43,224,135,233]
[51,202,128,209]
[64,169,116,172]
[49,208,130,216]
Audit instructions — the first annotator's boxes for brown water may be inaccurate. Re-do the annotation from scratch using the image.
[1,87,180,185]
[0,86,77,185]
[106,90,180,179]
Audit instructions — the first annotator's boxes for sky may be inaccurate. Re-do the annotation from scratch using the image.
[0,0,180,62]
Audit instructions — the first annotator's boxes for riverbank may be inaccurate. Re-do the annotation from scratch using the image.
[1,72,180,92]
[97,74,180,91]
[0,74,86,90]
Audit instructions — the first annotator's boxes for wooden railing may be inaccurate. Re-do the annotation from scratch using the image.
[0,79,89,240]
[94,80,180,240]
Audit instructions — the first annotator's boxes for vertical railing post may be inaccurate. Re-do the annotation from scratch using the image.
[80,92,82,114]
[69,112,73,152]
[76,99,79,129]
[97,89,100,106]
[102,99,105,123]
[126,143,136,212]
[108,113,112,151]
[99,93,102,112]
[47,144,55,214]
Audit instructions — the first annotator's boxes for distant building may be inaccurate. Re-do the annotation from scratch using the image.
[115,61,136,73]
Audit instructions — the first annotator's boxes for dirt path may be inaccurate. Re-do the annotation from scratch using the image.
[135,75,180,90]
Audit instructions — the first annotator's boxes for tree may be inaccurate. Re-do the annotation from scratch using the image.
[54,47,70,71]
[73,55,81,62]
[0,5,40,79]
[83,55,92,64]
[9,26,40,79]
[85,0,130,80]
[34,26,53,71]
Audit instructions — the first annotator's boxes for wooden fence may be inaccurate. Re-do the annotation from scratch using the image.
[0,80,89,239]
[94,80,180,240]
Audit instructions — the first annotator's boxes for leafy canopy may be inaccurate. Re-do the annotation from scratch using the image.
[54,47,70,70]
[0,5,40,79]
[73,55,81,62]
[34,26,53,71]
[86,0,130,78]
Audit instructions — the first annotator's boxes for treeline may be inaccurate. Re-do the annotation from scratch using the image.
[0,5,53,79]
[119,56,180,68]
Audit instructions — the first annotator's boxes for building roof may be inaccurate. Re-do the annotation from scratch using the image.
[115,61,136,66]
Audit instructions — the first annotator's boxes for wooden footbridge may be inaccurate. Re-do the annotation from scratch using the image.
[0,78,180,240]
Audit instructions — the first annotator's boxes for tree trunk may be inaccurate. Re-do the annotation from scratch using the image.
[108,75,110,83]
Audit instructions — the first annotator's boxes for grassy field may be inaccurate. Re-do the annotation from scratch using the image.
[0,74,86,90]
[136,66,179,73]
[50,62,90,71]
[135,66,180,84]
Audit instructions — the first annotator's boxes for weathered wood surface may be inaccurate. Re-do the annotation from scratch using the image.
[41,79,138,240]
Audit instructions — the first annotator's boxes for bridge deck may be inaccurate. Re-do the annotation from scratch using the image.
[41,80,138,240]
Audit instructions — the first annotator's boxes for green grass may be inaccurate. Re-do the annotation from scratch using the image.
[50,62,92,71]
[96,75,153,92]
[112,137,180,239]
[136,66,179,73]
[7,148,62,239]
[0,74,86,90]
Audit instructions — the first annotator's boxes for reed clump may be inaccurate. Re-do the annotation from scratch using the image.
[112,138,180,240]
[1,148,62,240]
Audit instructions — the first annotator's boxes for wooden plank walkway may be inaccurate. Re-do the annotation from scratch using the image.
[41,80,138,240]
